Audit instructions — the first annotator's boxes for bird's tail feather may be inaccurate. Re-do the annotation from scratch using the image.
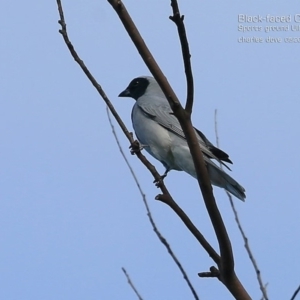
[223,179,246,201]
[207,163,246,201]
[171,147,246,201]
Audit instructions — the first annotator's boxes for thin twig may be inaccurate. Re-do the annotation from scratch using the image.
[56,0,220,266]
[198,266,220,278]
[260,284,268,300]
[56,0,132,144]
[214,109,268,300]
[169,0,194,115]
[122,268,144,300]
[227,190,268,300]
[107,108,200,300]
[290,284,300,300]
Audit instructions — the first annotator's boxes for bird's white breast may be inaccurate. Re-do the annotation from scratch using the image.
[131,103,175,168]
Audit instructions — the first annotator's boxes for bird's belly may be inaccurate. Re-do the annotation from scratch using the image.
[132,108,179,170]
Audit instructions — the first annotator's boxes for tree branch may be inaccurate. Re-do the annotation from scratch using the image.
[107,108,200,300]
[198,266,220,278]
[107,1,251,299]
[290,284,300,300]
[122,267,144,300]
[169,0,194,115]
[155,194,220,265]
[214,109,268,300]
[56,0,132,144]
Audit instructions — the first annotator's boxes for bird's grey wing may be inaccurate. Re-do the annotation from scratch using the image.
[193,128,233,165]
[137,100,231,169]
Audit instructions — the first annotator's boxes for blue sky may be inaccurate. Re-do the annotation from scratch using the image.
[1,1,300,299]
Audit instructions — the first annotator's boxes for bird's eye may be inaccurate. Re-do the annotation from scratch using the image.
[133,80,139,87]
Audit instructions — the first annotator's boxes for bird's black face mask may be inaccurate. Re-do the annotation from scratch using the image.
[118,77,149,100]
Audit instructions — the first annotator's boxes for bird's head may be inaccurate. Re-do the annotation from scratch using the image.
[118,76,154,100]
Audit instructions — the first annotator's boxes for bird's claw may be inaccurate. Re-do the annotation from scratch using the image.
[129,140,143,155]
[153,174,167,187]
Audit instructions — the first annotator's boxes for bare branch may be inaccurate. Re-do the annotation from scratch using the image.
[107,2,251,299]
[214,109,268,300]
[169,0,194,115]
[154,194,220,265]
[56,0,132,144]
[228,190,268,300]
[107,108,200,300]
[122,267,144,300]
[290,284,300,300]
[259,284,268,300]
[198,266,220,278]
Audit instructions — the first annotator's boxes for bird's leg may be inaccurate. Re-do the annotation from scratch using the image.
[153,168,170,187]
[161,168,169,179]
[130,140,144,155]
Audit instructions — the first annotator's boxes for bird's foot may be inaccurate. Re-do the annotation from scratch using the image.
[154,176,164,188]
[153,173,167,188]
[129,140,144,155]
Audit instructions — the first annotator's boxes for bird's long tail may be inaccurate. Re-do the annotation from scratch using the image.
[171,146,246,200]
[206,162,246,201]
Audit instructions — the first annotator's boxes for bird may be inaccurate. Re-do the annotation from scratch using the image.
[118,76,246,201]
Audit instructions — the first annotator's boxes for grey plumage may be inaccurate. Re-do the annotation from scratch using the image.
[119,76,246,201]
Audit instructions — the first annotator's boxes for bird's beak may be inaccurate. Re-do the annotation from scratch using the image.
[118,88,131,97]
